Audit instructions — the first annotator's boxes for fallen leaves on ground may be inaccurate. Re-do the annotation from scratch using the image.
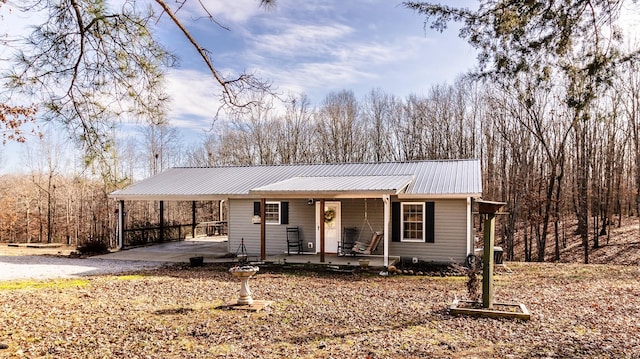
[0,262,638,358]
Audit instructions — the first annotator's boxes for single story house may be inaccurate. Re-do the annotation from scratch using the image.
[110,159,482,266]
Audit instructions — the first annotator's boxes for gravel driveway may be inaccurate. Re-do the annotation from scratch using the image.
[0,255,167,281]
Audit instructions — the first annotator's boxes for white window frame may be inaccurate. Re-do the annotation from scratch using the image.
[264,201,281,225]
[401,202,425,243]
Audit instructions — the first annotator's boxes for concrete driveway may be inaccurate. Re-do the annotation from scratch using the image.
[0,238,231,281]
[95,237,231,263]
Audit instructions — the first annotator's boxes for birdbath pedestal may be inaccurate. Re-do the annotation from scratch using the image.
[229,265,259,305]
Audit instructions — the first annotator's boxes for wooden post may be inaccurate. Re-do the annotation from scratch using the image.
[191,201,197,239]
[482,212,496,309]
[320,199,325,263]
[159,200,165,242]
[118,200,125,249]
[477,200,505,309]
[260,198,266,260]
[382,195,390,268]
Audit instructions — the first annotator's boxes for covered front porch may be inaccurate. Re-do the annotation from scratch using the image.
[99,235,398,268]
[248,175,414,268]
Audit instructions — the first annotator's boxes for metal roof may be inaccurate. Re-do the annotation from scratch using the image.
[109,159,482,200]
[250,175,414,195]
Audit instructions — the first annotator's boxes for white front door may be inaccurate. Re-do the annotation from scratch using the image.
[316,201,341,253]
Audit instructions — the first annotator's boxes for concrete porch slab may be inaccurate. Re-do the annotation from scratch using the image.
[94,237,232,263]
[95,237,397,268]
[262,253,399,268]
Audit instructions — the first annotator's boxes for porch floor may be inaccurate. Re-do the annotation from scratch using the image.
[262,253,400,268]
[98,237,398,268]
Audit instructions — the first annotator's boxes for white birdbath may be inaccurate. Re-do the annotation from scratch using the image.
[229,265,259,305]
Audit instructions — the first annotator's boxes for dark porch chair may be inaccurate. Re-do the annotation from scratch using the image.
[338,227,358,256]
[286,226,302,254]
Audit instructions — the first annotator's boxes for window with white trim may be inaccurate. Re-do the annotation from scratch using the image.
[401,202,425,242]
[264,201,281,225]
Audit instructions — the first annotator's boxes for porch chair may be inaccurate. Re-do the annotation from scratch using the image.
[286,226,302,255]
[338,227,358,256]
[352,231,383,255]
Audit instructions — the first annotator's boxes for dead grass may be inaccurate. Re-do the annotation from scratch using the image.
[0,243,76,257]
[0,262,638,358]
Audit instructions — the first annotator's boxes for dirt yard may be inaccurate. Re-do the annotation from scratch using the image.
[0,261,637,358]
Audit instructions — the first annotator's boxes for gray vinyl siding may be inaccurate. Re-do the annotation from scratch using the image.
[228,199,315,256]
[390,198,469,263]
[230,197,469,262]
[282,199,315,253]
[228,200,260,255]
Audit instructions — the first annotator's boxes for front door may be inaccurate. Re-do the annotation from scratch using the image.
[316,201,341,253]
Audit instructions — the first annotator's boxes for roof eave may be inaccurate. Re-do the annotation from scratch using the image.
[109,194,230,201]
[398,192,482,200]
[247,189,401,199]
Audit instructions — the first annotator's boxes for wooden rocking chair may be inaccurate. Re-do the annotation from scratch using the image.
[352,231,383,255]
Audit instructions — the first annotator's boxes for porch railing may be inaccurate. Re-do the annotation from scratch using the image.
[122,224,191,248]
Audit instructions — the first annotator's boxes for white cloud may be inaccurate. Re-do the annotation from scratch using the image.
[164,69,220,131]
[251,23,354,58]
[244,25,433,100]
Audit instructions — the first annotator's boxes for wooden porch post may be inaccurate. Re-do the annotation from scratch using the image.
[191,201,197,239]
[260,198,266,260]
[320,199,325,263]
[117,200,124,249]
[159,200,165,242]
[382,195,390,268]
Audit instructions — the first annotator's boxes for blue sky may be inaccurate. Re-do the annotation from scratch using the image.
[0,0,479,172]
[157,0,478,132]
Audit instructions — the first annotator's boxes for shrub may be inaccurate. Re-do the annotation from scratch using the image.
[76,240,110,255]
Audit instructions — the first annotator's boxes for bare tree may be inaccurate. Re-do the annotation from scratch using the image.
[406,0,638,263]
[138,121,183,177]
[361,89,395,162]
[315,90,365,163]
[274,93,314,164]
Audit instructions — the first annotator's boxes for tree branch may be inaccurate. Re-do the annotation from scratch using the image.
[153,0,273,109]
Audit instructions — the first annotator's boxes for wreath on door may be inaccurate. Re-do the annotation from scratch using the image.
[324,208,336,223]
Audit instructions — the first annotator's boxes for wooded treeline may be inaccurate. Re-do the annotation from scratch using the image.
[2,58,640,262]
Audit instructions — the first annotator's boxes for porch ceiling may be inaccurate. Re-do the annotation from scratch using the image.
[248,175,414,197]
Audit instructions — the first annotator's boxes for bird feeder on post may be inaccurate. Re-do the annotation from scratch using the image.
[476,200,506,309]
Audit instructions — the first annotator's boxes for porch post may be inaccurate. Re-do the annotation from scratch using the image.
[319,199,325,263]
[159,201,165,242]
[260,198,266,260]
[117,200,124,249]
[382,195,390,268]
[191,201,197,239]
